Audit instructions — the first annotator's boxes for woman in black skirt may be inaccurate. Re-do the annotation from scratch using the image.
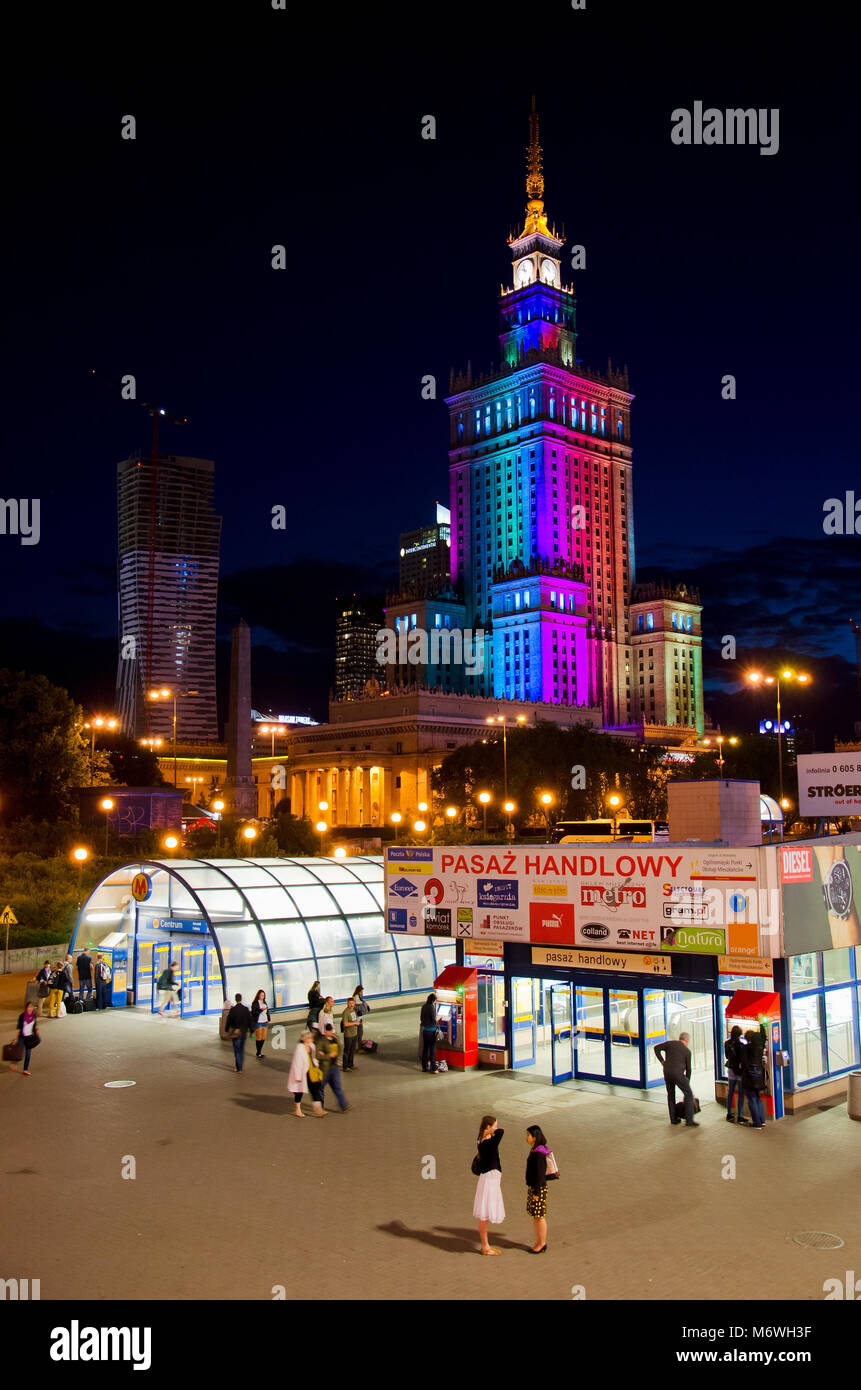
[525,1125,549,1253]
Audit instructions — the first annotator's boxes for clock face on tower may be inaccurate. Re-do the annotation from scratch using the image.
[517,259,534,286]
[541,258,558,285]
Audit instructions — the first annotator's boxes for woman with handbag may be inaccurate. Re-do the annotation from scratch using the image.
[525,1125,553,1253]
[420,992,438,1073]
[250,989,271,1059]
[472,1115,505,1255]
[353,984,369,1048]
[48,961,66,1018]
[16,1002,42,1075]
[288,1030,326,1118]
[306,981,324,1030]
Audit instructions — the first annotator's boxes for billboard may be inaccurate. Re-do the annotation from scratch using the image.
[796,753,861,818]
[779,839,861,954]
[384,845,770,955]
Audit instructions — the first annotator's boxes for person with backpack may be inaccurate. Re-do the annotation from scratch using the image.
[250,989,271,1058]
[341,997,360,1070]
[724,1025,748,1124]
[742,1024,769,1129]
[473,1114,505,1255]
[48,961,66,1018]
[76,948,93,1002]
[94,954,112,1010]
[156,961,180,1017]
[525,1125,551,1254]
[224,993,253,1072]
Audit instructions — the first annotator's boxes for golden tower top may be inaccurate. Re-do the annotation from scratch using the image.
[522,95,550,236]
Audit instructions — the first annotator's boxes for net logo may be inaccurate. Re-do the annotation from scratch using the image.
[529,902,575,944]
[781,846,813,882]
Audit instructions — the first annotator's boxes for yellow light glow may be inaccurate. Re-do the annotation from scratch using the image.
[100,798,114,812]
[315,820,328,833]
[243,826,257,840]
[164,835,179,850]
[503,801,515,813]
[478,792,491,804]
[445,807,457,818]
[540,793,552,806]
[747,672,762,684]
[516,715,526,723]
[729,737,738,745]
[333,846,347,858]
[486,716,494,724]
[73,847,88,862]
[798,674,810,683]
[318,800,329,812]
[780,798,791,809]
[608,794,621,807]
[390,812,402,824]
[212,799,225,812]
[418,801,428,812]
[414,820,427,833]
[782,669,793,679]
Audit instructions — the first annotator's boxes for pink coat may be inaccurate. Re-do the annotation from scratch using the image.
[288,1041,316,1092]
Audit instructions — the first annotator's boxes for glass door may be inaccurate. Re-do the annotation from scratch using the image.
[608,989,641,1083]
[206,945,222,1013]
[136,940,154,1009]
[511,976,536,1068]
[550,983,574,1083]
[151,943,170,1013]
[182,946,205,1016]
[574,986,607,1078]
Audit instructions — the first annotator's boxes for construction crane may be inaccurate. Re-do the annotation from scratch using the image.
[90,371,188,731]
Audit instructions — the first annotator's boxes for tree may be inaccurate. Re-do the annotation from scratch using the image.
[273,811,318,856]
[105,735,165,787]
[0,670,98,821]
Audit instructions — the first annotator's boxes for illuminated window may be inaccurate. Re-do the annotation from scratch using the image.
[646,613,654,631]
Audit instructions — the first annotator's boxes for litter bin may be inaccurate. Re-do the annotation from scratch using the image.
[849,1071,861,1121]
[24,980,40,1008]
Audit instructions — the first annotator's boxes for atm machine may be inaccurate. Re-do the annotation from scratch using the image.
[433,965,478,1069]
[724,990,787,1120]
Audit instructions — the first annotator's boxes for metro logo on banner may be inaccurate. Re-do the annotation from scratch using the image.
[529,901,575,944]
[780,846,813,883]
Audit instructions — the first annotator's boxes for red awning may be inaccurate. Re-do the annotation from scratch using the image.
[434,965,477,989]
[725,990,780,1021]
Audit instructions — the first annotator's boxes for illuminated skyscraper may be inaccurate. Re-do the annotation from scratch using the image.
[446,104,703,731]
[335,596,382,700]
[115,453,221,740]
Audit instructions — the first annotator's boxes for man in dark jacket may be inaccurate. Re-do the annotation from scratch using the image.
[94,954,112,1010]
[76,949,93,1002]
[420,992,438,1073]
[317,1024,348,1111]
[654,1033,699,1127]
[225,993,253,1073]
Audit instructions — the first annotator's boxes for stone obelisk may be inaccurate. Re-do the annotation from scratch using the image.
[225,619,257,817]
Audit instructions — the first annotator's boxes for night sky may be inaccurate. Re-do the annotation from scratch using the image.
[2,3,858,739]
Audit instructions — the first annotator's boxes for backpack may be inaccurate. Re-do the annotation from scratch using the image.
[742,1055,766,1092]
[725,1038,744,1074]
[156,970,170,990]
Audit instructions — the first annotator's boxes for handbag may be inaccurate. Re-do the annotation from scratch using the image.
[28,1033,41,1048]
[545,1151,560,1181]
[38,982,50,998]
[471,1152,483,1176]
[307,1063,323,1083]
[3,1040,25,1062]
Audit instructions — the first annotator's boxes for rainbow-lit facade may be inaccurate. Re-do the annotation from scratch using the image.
[445,109,703,733]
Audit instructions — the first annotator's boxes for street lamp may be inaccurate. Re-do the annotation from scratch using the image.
[212,798,225,852]
[503,800,515,841]
[99,797,114,857]
[72,846,88,908]
[83,715,119,785]
[163,835,179,855]
[148,687,199,788]
[185,775,204,802]
[258,723,287,757]
[702,734,739,773]
[445,806,457,820]
[333,845,347,858]
[486,713,526,805]
[478,790,492,838]
[315,819,328,855]
[606,792,626,834]
[539,791,554,841]
[414,820,427,834]
[418,801,428,813]
[747,669,811,817]
[242,825,257,845]
[140,737,164,750]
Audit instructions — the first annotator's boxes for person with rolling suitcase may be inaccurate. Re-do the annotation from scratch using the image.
[14,1002,41,1075]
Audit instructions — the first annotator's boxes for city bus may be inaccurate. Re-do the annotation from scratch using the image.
[550,819,656,844]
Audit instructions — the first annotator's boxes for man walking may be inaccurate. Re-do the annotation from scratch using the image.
[156,960,181,1017]
[341,996,360,1071]
[76,948,93,1002]
[654,1032,699,1127]
[225,993,253,1072]
[318,1023,349,1112]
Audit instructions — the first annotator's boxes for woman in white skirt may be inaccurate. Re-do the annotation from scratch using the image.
[473,1114,505,1255]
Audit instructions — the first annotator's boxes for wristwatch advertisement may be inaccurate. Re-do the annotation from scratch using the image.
[781,841,861,952]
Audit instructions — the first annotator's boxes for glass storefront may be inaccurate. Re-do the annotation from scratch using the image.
[789,948,861,1085]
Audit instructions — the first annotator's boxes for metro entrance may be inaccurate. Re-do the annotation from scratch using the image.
[510,976,716,1092]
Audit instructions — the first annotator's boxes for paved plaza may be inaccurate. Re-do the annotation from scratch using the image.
[1,973,858,1303]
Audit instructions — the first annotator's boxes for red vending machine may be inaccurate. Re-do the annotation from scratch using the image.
[433,965,478,1069]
